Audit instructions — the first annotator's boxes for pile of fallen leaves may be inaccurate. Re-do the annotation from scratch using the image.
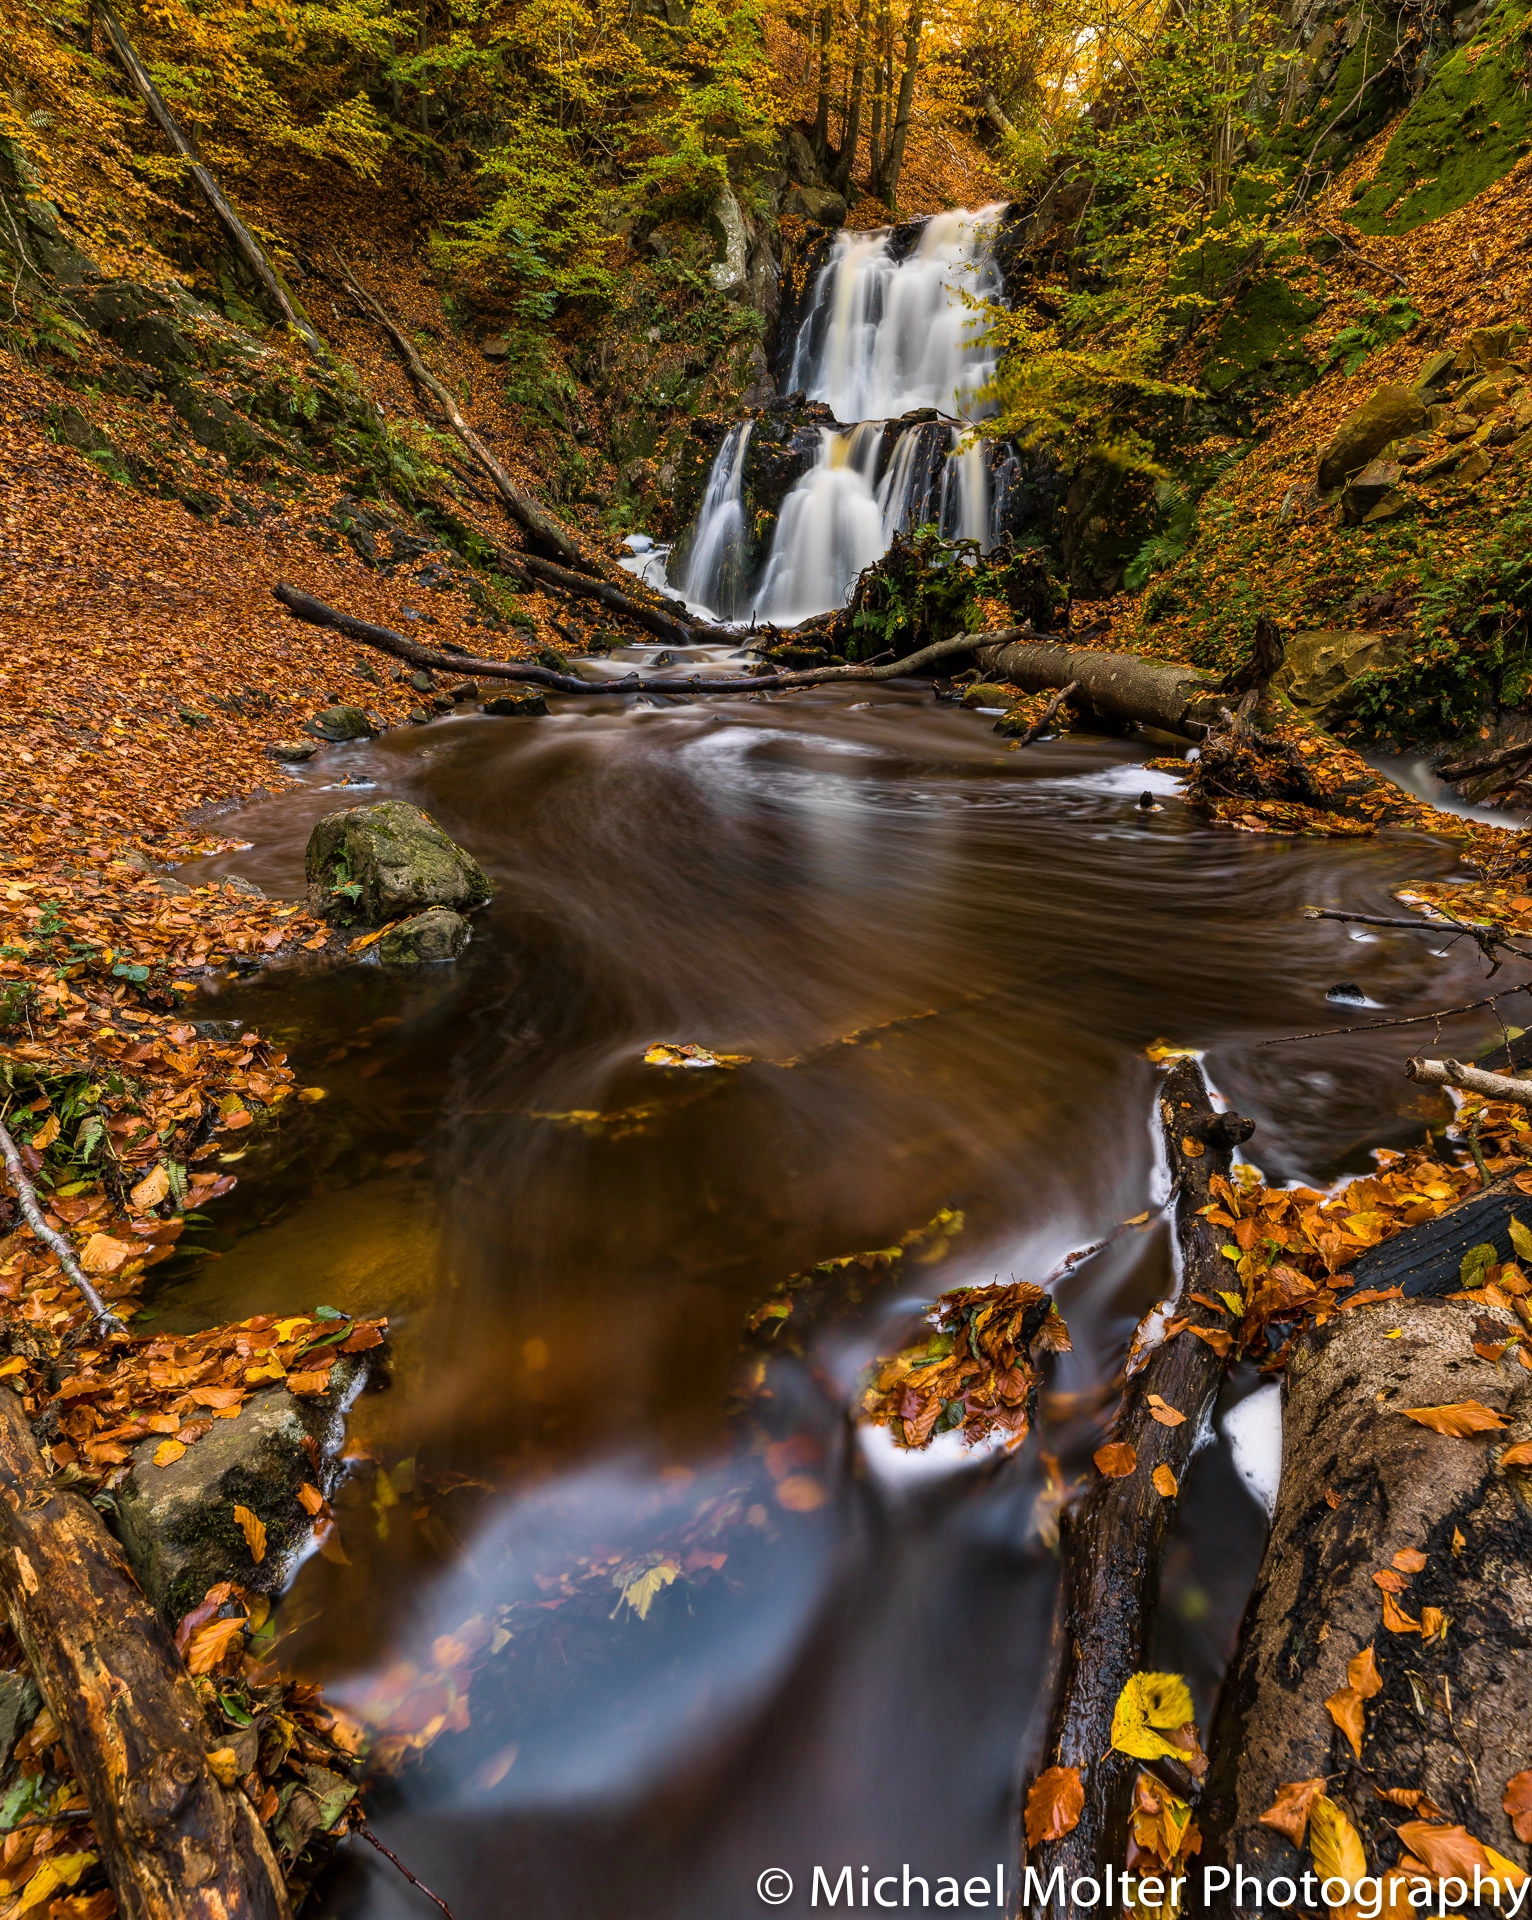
[860,1278,1072,1450]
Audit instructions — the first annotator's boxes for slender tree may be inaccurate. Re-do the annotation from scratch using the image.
[830,0,872,193]
[872,0,923,206]
[812,0,836,157]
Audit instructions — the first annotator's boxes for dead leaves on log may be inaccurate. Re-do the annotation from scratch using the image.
[1258,1775,1327,1845]
[1106,1672,1207,1898]
[1093,1440,1137,1477]
[860,1279,1069,1451]
[1505,1772,1532,1844]
[1324,1645,1383,1759]
[1401,1400,1508,1435]
[1023,1766,1084,1847]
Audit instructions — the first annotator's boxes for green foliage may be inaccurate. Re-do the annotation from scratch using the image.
[844,528,1065,662]
[1348,0,1532,235]
[630,0,782,206]
[1123,484,1198,591]
[1322,294,1421,376]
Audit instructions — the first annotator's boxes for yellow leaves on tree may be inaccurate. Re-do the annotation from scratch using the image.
[1023,1766,1084,1847]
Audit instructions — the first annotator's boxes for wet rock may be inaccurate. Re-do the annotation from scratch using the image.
[430,692,455,713]
[113,1358,374,1623]
[960,683,1015,708]
[1339,457,1405,525]
[782,184,847,228]
[267,738,318,762]
[303,704,375,743]
[1273,629,1404,718]
[449,680,479,702]
[378,907,470,966]
[534,644,570,673]
[305,798,491,925]
[1316,385,1428,490]
[407,706,432,724]
[707,184,749,294]
[481,691,549,717]
[409,669,436,693]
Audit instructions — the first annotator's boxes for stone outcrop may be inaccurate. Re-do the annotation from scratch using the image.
[1273,628,1402,716]
[1316,385,1428,490]
[305,798,491,925]
[378,907,471,965]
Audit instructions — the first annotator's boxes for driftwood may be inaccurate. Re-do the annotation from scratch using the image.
[1337,1171,1530,1303]
[93,0,321,354]
[272,583,983,693]
[1008,679,1080,748]
[0,1386,292,1920]
[0,1117,122,1331]
[1200,1294,1532,1914]
[976,635,1224,740]
[1022,1058,1249,1912]
[1407,1054,1532,1107]
[503,550,712,646]
[331,256,595,575]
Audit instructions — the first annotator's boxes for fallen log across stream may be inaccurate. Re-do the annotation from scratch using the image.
[975,636,1226,740]
[0,1387,292,1920]
[1022,1060,1253,1913]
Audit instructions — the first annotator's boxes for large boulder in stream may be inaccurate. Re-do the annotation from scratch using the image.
[305,799,490,927]
[112,1356,375,1622]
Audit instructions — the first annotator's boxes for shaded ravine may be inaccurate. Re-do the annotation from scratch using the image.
[167,670,1494,1919]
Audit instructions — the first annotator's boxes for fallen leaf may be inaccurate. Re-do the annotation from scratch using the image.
[207,1746,239,1786]
[286,1371,330,1394]
[129,1164,170,1210]
[1398,1822,1527,1890]
[1310,1797,1368,1920]
[297,1086,328,1103]
[80,1231,138,1274]
[1420,1606,1448,1642]
[1147,1394,1186,1427]
[1152,1464,1178,1497]
[1392,1548,1427,1573]
[1376,1787,1444,1818]
[11,1852,97,1916]
[232,1504,266,1564]
[1024,1766,1085,1847]
[611,1559,680,1621]
[1259,1777,1326,1846]
[1111,1672,1197,1763]
[1504,1772,1532,1845]
[1381,1590,1421,1634]
[30,1114,59,1152]
[297,1482,325,1515]
[153,1439,186,1467]
[1502,1440,1532,1466]
[1326,1685,1366,1759]
[1094,1442,1137,1477]
[1373,1568,1408,1593]
[1180,1135,1205,1158]
[1348,1645,1383,1699]
[0,1357,27,1380]
[1402,1401,1507,1435]
[184,1615,245,1674]
[775,1473,827,1512]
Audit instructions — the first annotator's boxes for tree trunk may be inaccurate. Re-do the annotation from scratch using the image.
[872,0,922,206]
[1199,1295,1532,1914]
[1020,1060,1247,1913]
[812,2,835,159]
[975,633,1224,739]
[0,1386,292,1920]
[867,0,892,186]
[331,256,597,576]
[830,0,873,195]
[92,0,322,355]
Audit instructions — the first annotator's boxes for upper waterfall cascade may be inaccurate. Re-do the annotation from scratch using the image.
[642,204,1014,628]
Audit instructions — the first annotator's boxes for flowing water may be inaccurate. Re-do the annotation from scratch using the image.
[653,207,1013,625]
[173,672,1496,1920]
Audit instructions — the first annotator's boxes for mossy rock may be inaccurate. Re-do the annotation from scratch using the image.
[960,683,1015,708]
[378,907,470,965]
[1347,1,1532,234]
[1273,629,1407,717]
[1317,385,1428,490]
[305,799,491,926]
[1201,271,1324,400]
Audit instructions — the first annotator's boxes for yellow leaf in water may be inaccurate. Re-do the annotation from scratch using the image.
[1145,1040,1199,1063]
[153,1439,186,1467]
[296,1087,328,1103]
[611,1560,680,1621]
[129,1164,170,1211]
[233,1504,267,1564]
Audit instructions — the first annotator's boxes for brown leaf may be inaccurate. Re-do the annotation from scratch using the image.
[1376,1787,1444,1818]
[152,1439,185,1468]
[1180,1136,1206,1158]
[1093,1442,1137,1478]
[1420,1606,1448,1642]
[1401,1400,1508,1435]
[1504,1772,1532,1844]
[173,1580,244,1654]
[1147,1394,1186,1427]
[232,1504,266,1565]
[1381,1590,1421,1634]
[1396,1823,1502,1884]
[1392,1547,1427,1573]
[1024,1766,1084,1847]
[296,1482,325,1516]
[184,1615,245,1675]
[286,1370,330,1395]
[1502,1440,1532,1467]
[129,1164,170,1211]
[776,1474,827,1512]
[1258,1778,1326,1847]
[1348,1645,1383,1699]
[1372,1568,1408,1593]
[1326,1686,1365,1759]
[1152,1464,1178,1497]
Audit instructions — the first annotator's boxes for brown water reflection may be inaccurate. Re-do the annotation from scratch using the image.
[170,680,1486,1919]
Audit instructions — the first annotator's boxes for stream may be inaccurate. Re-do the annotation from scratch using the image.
[172,682,1498,1919]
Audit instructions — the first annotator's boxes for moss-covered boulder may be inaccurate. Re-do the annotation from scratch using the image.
[303,704,374,743]
[1317,386,1428,490]
[961,683,1015,708]
[113,1358,373,1622]
[305,799,490,926]
[378,907,471,965]
[1273,628,1406,717]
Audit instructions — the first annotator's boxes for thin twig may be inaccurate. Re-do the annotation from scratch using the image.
[1315,226,1409,288]
[1259,982,1532,1046]
[360,1828,460,1920]
[0,1118,123,1332]
[1008,678,1080,749]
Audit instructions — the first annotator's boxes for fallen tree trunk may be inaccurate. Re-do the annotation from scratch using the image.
[0,1385,292,1920]
[1199,1292,1532,1915]
[94,0,321,355]
[1337,1170,1528,1302]
[976,633,1224,739]
[273,583,982,694]
[1022,1060,1250,1912]
[502,550,714,646]
[332,257,597,576]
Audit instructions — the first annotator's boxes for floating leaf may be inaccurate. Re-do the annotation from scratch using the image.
[775,1474,826,1512]
[611,1560,680,1621]
[1024,1766,1084,1847]
[1401,1401,1507,1435]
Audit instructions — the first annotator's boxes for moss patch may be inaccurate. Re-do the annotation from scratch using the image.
[1348,2,1532,233]
[1202,269,1325,398]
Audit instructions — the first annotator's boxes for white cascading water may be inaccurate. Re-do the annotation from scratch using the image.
[668,204,1009,626]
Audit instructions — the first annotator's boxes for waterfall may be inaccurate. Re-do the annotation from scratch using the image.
[675,420,755,621]
[661,203,1012,626]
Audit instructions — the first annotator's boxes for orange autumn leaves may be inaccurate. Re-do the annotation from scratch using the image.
[1325,1645,1382,1760]
[861,1280,1070,1451]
